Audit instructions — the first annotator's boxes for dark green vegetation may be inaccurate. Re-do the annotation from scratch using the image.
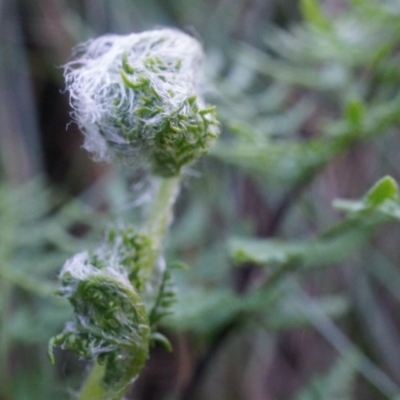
[2,0,400,399]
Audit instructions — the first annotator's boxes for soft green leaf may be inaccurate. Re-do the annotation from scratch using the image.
[167,286,280,335]
[229,230,365,272]
[300,0,331,31]
[230,177,400,273]
[230,238,301,265]
[334,176,400,218]
[150,332,173,352]
[345,98,365,129]
[365,176,399,206]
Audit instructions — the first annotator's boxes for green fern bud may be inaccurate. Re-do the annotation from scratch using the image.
[102,227,156,292]
[49,249,150,387]
[49,225,179,391]
[65,28,220,176]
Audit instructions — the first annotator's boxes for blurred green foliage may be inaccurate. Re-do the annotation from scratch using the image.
[2,0,400,399]
[0,180,102,399]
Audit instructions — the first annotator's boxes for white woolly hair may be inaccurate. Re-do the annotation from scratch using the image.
[59,249,130,290]
[64,28,204,163]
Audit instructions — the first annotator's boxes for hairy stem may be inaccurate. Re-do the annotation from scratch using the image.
[146,175,181,250]
[78,175,181,400]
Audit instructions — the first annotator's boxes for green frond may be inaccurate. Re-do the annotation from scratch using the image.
[49,256,150,387]
[149,267,177,327]
[229,177,400,276]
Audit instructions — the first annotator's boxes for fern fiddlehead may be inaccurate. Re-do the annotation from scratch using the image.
[50,28,219,400]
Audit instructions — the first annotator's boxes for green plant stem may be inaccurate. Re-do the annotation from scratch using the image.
[78,175,181,400]
[79,363,107,400]
[79,349,149,400]
[146,175,181,250]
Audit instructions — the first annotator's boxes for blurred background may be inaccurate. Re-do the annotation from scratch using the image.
[2,0,400,399]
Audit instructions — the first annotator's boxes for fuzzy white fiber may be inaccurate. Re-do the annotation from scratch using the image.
[64,28,204,164]
[59,250,130,290]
